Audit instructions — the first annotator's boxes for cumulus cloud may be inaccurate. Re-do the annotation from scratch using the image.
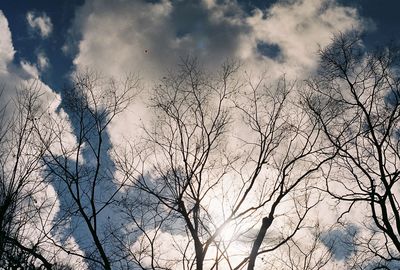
[72,0,364,79]
[26,11,53,38]
[0,10,25,104]
[0,10,14,72]
[69,0,366,144]
[0,10,79,266]
[19,53,50,79]
[72,0,248,80]
[68,0,241,143]
[243,0,364,77]
[0,10,75,165]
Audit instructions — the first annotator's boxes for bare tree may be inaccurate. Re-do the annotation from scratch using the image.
[0,81,56,269]
[37,71,139,270]
[231,73,334,270]
[116,58,334,270]
[128,58,241,270]
[260,224,333,270]
[304,32,400,267]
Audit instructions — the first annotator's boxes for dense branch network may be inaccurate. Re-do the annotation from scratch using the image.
[1,34,400,270]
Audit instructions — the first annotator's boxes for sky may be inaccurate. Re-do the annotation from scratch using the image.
[1,0,399,143]
[1,1,400,268]
[1,0,399,92]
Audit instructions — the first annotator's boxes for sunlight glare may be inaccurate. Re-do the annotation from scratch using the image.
[220,224,236,242]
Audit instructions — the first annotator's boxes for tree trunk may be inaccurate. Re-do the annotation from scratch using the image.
[247,216,273,270]
[196,249,204,270]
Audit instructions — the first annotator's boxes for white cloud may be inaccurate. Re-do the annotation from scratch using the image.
[0,10,23,105]
[67,4,370,267]
[71,0,364,79]
[71,0,248,81]
[19,53,50,79]
[243,0,363,78]
[37,52,49,70]
[69,0,366,144]
[0,11,80,267]
[0,10,14,72]
[20,60,39,78]
[26,11,53,38]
